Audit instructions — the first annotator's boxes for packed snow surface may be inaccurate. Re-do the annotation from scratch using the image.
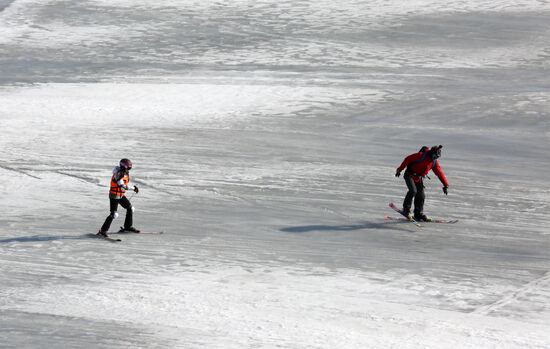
[0,0,549,348]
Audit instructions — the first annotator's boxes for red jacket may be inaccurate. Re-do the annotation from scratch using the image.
[397,152,449,187]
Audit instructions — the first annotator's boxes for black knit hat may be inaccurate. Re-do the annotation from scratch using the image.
[430,145,442,159]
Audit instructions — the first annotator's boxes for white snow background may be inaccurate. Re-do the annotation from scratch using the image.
[1,0,549,348]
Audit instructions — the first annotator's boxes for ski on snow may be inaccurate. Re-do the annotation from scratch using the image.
[384,215,459,224]
[87,227,164,242]
[112,228,164,235]
[388,202,422,227]
[87,233,122,242]
[388,202,458,227]
[87,230,163,242]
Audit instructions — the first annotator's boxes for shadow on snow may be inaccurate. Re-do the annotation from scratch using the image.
[280,220,410,233]
[0,234,93,244]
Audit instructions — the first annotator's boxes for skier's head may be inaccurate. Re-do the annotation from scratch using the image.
[119,158,133,171]
[430,145,442,160]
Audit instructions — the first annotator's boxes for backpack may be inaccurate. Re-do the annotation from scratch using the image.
[407,146,437,175]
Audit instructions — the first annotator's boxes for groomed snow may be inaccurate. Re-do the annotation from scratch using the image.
[1,0,549,348]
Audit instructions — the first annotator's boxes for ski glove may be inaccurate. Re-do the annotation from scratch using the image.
[442,186,448,195]
[395,170,401,178]
[133,185,139,193]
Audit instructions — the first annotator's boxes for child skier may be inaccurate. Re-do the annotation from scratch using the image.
[395,145,449,221]
[97,158,140,237]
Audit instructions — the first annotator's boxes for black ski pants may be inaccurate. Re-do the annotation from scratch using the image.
[403,172,425,216]
[100,196,133,233]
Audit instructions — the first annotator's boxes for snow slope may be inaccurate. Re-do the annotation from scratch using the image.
[0,0,549,348]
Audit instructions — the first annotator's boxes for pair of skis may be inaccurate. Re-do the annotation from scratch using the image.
[387,202,458,227]
[90,228,163,243]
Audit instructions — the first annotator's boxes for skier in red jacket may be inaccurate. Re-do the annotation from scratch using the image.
[395,145,449,221]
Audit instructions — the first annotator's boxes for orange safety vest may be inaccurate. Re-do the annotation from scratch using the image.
[109,173,129,198]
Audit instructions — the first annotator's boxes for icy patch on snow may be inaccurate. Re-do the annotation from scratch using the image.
[0,83,385,128]
[2,260,549,348]
[86,0,550,14]
[2,0,550,69]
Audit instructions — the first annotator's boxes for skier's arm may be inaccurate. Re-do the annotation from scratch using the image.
[116,178,130,191]
[112,170,131,191]
[432,162,449,188]
[115,171,139,193]
[117,177,139,193]
[396,153,421,173]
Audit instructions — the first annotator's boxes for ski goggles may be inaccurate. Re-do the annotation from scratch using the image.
[431,149,441,159]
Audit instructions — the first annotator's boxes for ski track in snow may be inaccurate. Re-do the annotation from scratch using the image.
[473,271,550,316]
[1,0,550,348]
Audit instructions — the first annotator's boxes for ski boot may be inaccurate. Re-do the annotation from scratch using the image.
[96,230,109,238]
[403,209,414,221]
[414,213,433,222]
[118,226,141,233]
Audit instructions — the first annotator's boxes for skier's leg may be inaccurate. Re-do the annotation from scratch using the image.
[402,173,417,215]
[119,196,133,229]
[100,199,119,233]
[413,181,426,217]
